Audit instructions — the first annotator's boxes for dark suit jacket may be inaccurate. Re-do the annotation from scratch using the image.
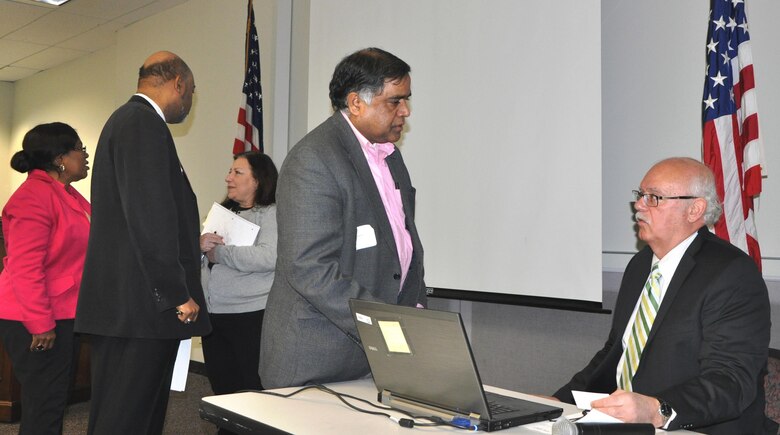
[260,112,426,388]
[554,227,774,434]
[76,95,210,339]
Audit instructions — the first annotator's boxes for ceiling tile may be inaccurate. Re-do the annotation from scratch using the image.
[13,45,88,70]
[0,39,48,67]
[0,65,40,82]
[0,0,191,82]
[0,1,51,37]
[111,0,188,26]
[59,0,156,20]
[4,9,102,45]
[57,21,121,51]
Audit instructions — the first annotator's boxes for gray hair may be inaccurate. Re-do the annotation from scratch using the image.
[682,159,723,226]
[357,88,376,106]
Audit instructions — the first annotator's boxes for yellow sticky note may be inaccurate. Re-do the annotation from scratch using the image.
[378,320,411,354]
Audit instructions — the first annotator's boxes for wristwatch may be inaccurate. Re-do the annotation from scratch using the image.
[657,398,673,426]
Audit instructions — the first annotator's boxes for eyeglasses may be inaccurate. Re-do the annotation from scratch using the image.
[632,190,698,207]
[71,145,87,153]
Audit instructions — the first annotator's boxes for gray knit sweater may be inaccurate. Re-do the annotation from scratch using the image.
[200,204,277,314]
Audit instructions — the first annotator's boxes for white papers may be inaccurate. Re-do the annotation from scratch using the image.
[202,202,260,246]
[576,409,624,423]
[572,390,608,410]
[170,339,191,391]
[571,390,624,423]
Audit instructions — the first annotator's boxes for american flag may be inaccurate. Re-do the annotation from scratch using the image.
[702,0,763,270]
[234,0,263,155]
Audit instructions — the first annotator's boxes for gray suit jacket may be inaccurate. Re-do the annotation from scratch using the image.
[260,112,426,388]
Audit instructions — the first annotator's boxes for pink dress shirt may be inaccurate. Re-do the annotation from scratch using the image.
[342,112,413,289]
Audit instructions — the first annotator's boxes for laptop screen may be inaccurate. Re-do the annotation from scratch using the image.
[349,299,490,416]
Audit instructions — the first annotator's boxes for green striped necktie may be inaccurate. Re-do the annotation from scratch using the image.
[618,262,662,391]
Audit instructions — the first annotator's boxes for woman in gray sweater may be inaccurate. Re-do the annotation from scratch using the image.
[200,151,277,399]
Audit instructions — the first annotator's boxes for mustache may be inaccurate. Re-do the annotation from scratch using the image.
[635,212,647,222]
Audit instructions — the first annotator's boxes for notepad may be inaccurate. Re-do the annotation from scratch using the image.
[201,202,260,246]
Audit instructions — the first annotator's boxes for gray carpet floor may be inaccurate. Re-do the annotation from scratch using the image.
[0,372,218,435]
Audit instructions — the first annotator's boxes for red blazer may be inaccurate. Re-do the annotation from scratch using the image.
[0,170,91,334]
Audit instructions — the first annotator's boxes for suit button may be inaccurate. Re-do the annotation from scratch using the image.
[393,273,401,280]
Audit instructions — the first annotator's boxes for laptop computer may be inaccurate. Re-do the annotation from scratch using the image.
[349,299,563,431]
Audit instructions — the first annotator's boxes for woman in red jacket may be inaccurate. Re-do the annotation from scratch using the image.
[0,122,90,434]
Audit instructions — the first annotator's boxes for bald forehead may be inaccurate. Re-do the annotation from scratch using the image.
[143,51,177,67]
[642,158,704,193]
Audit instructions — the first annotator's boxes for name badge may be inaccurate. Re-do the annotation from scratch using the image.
[356,224,377,250]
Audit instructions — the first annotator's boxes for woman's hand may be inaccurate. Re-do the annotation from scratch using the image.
[200,233,224,253]
[30,329,56,352]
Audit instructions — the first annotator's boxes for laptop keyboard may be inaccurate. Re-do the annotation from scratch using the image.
[487,400,515,415]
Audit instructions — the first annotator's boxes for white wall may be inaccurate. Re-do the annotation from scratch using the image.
[602,0,780,278]
[10,47,117,201]
[287,0,310,147]
[0,81,13,203]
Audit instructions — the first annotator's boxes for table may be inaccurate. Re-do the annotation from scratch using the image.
[200,379,706,434]
[201,379,697,434]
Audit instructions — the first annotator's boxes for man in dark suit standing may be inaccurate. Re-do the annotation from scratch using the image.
[76,51,210,434]
[553,157,775,433]
[260,48,427,388]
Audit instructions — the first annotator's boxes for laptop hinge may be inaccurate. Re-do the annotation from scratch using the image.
[379,390,482,426]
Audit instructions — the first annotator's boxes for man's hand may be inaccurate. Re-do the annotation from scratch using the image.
[176,298,200,325]
[590,390,664,427]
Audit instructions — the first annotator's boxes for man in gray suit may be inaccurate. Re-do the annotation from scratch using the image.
[260,47,427,388]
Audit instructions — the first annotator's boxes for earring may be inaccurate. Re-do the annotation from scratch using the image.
[58,164,65,172]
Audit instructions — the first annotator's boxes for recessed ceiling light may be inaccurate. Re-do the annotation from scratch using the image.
[34,0,71,5]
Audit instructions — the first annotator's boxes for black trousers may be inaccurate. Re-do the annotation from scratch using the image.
[0,319,78,435]
[202,310,264,395]
[86,335,179,435]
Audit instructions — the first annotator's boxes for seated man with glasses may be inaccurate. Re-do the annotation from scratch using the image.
[552,157,775,434]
